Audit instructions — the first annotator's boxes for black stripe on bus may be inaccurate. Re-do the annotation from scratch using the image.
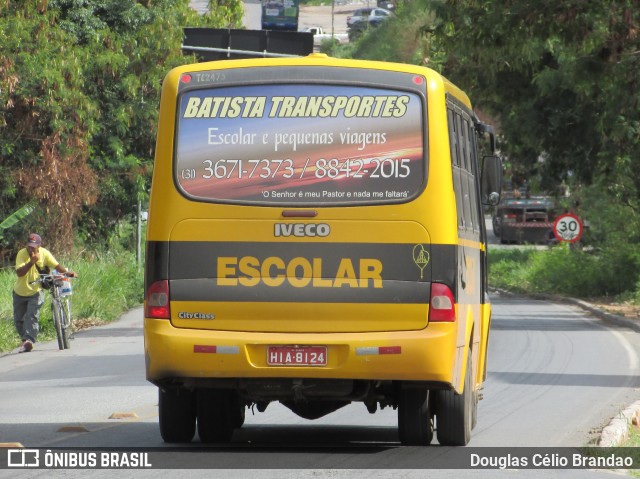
[146,241,461,303]
[171,278,431,304]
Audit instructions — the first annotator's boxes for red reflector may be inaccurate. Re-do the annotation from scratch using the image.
[194,345,217,353]
[379,346,402,355]
[429,283,456,322]
[145,280,170,319]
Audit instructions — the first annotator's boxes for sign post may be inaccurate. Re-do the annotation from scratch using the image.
[553,213,583,243]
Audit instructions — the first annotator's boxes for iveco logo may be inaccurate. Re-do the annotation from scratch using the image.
[274,223,331,237]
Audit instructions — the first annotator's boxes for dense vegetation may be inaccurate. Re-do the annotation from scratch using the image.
[0,0,243,259]
[489,247,640,302]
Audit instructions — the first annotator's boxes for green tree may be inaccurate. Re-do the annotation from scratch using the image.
[0,0,243,253]
[337,1,446,66]
[426,0,640,248]
[428,1,640,187]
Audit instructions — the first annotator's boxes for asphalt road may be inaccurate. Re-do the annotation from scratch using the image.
[1,296,639,476]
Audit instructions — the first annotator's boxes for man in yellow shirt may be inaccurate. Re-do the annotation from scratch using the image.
[14,233,77,353]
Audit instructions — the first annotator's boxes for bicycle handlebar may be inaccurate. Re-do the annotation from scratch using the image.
[29,272,77,286]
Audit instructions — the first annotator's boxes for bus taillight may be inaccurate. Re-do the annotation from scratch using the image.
[146,280,170,319]
[429,283,456,322]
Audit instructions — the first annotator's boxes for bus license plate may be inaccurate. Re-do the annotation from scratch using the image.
[267,346,327,366]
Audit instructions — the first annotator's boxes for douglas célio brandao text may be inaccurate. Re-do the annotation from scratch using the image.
[470,452,634,469]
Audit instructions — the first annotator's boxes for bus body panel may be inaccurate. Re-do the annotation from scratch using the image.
[165,218,433,333]
[144,55,494,443]
[145,318,458,383]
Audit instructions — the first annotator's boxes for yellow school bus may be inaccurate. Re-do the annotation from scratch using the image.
[144,53,502,446]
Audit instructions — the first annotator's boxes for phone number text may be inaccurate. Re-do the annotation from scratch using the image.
[189,158,412,181]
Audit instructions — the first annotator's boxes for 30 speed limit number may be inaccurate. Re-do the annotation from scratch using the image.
[553,213,583,243]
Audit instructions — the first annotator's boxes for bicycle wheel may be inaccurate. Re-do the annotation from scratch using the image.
[52,301,65,350]
[60,298,72,349]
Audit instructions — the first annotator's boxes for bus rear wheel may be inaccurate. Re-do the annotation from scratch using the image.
[435,354,475,446]
[159,387,196,443]
[196,389,239,443]
[398,387,433,445]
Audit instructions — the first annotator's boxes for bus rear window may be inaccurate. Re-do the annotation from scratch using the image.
[175,83,425,205]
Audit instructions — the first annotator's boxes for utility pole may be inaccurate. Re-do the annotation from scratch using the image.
[332,0,335,37]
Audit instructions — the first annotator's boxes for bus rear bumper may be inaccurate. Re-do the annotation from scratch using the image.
[144,318,459,387]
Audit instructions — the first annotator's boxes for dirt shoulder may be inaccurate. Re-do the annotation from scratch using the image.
[588,300,640,322]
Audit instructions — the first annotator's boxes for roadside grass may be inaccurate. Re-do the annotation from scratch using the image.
[621,425,640,477]
[0,251,143,354]
[622,423,640,446]
[488,244,640,302]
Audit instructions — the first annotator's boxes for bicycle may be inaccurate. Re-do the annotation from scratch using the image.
[30,273,76,350]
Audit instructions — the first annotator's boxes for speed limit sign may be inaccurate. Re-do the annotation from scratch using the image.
[553,213,583,243]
